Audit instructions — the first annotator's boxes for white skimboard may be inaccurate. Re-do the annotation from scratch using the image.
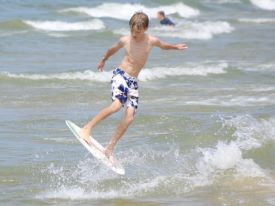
[65,120,125,175]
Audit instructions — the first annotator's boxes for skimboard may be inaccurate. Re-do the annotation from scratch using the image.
[65,120,125,175]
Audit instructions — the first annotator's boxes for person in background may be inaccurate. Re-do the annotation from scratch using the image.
[157,11,175,26]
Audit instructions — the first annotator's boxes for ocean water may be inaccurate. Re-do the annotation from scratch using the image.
[1,0,275,205]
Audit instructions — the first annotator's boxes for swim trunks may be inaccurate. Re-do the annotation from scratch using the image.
[111,68,139,110]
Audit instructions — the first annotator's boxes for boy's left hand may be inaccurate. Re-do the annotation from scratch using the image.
[176,44,188,50]
[97,60,105,72]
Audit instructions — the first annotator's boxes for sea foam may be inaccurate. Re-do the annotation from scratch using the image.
[139,63,228,81]
[1,70,112,82]
[190,115,275,188]
[61,2,199,20]
[24,19,105,31]
[115,21,234,40]
[193,140,267,188]
[1,63,228,82]
[222,115,275,150]
[185,95,275,107]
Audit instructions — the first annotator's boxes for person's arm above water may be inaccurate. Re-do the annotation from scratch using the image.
[97,38,124,72]
[151,36,187,50]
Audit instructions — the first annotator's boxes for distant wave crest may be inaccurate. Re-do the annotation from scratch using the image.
[115,21,234,40]
[61,2,200,20]
[0,63,228,82]
[24,19,105,31]
[1,70,112,82]
[139,63,228,81]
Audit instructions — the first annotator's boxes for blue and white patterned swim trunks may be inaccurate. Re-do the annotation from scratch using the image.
[111,68,139,110]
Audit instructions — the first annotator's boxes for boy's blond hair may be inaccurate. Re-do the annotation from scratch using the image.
[129,12,149,30]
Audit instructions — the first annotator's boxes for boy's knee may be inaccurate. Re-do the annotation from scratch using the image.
[125,115,134,124]
[124,111,135,124]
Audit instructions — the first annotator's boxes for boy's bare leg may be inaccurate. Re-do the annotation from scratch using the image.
[80,99,122,144]
[104,106,135,161]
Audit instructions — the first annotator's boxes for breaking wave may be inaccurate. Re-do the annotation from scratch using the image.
[61,2,200,20]
[115,21,234,40]
[24,19,105,31]
[0,63,228,82]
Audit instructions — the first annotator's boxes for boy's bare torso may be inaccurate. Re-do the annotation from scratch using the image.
[119,34,154,77]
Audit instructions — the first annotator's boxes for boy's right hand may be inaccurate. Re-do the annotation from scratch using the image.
[97,60,105,72]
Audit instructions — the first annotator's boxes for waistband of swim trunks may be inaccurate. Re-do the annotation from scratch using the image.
[114,68,138,80]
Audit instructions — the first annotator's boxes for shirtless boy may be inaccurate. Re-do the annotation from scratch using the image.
[81,12,187,162]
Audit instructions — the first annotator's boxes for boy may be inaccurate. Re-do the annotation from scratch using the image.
[157,11,175,26]
[81,12,187,162]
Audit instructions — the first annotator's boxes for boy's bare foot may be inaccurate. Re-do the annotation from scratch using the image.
[103,147,114,164]
[80,127,92,145]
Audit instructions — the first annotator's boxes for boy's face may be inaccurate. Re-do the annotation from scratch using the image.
[131,26,147,39]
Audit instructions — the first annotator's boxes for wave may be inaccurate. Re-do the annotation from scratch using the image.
[23,19,105,31]
[185,95,275,107]
[191,114,275,188]
[192,140,269,190]
[61,2,200,20]
[115,21,234,40]
[239,18,275,23]
[154,20,234,40]
[0,19,29,37]
[139,63,228,81]
[195,141,266,183]
[222,115,275,150]
[36,115,275,200]
[237,63,275,72]
[0,19,29,30]
[250,0,275,10]
[36,144,189,200]
[0,70,112,82]
[0,63,228,83]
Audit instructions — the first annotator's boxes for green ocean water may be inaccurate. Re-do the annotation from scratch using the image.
[1,0,275,205]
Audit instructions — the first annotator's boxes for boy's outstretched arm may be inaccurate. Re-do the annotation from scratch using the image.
[97,38,124,72]
[151,36,188,50]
